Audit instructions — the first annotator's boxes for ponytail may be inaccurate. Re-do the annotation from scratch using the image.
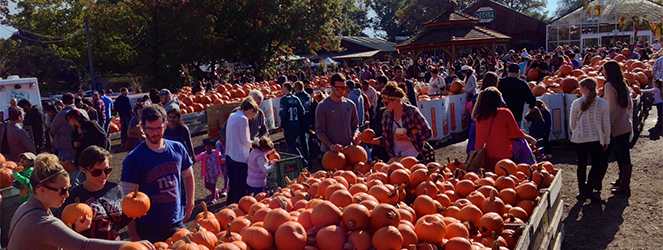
[579,78,598,111]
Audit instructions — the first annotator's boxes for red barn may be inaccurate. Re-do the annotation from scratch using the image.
[464,0,547,51]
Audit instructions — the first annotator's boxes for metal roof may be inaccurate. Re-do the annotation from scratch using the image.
[340,36,397,52]
[332,50,381,59]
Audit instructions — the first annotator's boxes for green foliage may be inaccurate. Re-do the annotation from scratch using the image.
[336,0,370,36]
[366,0,408,41]
[396,0,450,35]
[553,0,585,18]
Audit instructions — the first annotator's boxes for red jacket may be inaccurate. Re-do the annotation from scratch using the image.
[474,108,525,160]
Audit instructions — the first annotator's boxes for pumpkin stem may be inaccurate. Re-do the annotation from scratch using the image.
[489,190,495,201]
[277,197,286,210]
[302,182,311,188]
[492,241,500,250]
[454,157,460,165]
[433,174,443,182]
[423,189,428,196]
[480,168,486,178]
[202,201,208,215]
[133,186,139,199]
[447,156,451,164]
[182,235,192,244]
[285,176,292,184]
[528,166,534,181]
[537,173,544,190]
[226,223,232,237]
[500,166,510,176]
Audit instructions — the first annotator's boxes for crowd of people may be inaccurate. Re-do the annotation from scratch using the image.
[1,38,661,249]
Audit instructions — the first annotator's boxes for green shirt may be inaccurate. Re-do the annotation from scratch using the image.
[12,167,33,202]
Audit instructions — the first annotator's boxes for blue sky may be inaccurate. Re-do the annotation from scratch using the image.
[0,0,559,39]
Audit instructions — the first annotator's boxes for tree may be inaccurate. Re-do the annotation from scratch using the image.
[336,0,369,36]
[396,0,450,35]
[553,0,584,18]
[495,0,547,14]
[366,0,408,42]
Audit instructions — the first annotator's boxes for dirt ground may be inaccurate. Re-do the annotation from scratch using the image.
[108,107,663,250]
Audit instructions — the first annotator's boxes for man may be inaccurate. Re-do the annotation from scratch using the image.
[91,92,106,127]
[99,90,113,134]
[653,40,661,51]
[362,80,378,118]
[653,52,663,80]
[608,48,617,59]
[392,65,417,106]
[219,90,268,142]
[346,80,365,125]
[315,73,360,153]
[445,67,458,85]
[159,89,180,113]
[17,99,45,153]
[294,81,312,163]
[368,75,390,162]
[497,64,537,127]
[50,93,89,163]
[2,98,17,121]
[0,107,35,162]
[121,105,195,243]
[502,50,515,63]
[530,54,549,81]
[360,65,373,82]
[280,82,306,161]
[115,88,133,141]
[626,44,640,60]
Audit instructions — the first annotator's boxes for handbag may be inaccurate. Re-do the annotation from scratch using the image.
[421,141,436,163]
[465,117,495,172]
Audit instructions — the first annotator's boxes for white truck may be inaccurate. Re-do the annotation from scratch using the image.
[0,75,42,110]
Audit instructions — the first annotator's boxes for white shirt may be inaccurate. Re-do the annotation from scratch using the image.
[392,119,418,157]
[641,88,663,104]
[428,75,445,95]
[465,74,477,94]
[225,111,253,163]
[364,86,378,110]
[654,42,661,50]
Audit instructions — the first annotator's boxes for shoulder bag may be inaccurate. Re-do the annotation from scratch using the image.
[465,117,495,172]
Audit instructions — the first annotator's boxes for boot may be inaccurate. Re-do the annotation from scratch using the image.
[576,182,586,201]
[611,164,632,196]
[584,185,602,202]
[610,179,621,186]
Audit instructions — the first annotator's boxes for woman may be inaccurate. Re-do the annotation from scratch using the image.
[598,60,633,195]
[225,97,258,204]
[363,82,432,160]
[56,146,131,240]
[467,72,499,154]
[461,65,477,100]
[66,109,110,168]
[44,103,62,153]
[127,102,147,149]
[473,87,525,170]
[641,79,663,129]
[570,78,610,202]
[8,153,153,250]
[163,109,195,160]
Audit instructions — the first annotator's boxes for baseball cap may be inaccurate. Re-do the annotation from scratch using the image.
[159,89,171,96]
[18,152,36,161]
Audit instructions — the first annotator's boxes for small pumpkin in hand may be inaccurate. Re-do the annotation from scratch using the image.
[61,199,93,228]
[122,186,151,218]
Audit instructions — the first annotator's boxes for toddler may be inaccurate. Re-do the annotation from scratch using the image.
[196,139,225,204]
[13,152,36,202]
[247,136,277,195]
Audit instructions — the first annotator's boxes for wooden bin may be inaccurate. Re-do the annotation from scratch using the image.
[1,187,21,246]
[206,104,239,139]
[514,169,564,250]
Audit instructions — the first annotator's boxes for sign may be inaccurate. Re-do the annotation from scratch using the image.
[7,90,29,102]
[474,7,496,23]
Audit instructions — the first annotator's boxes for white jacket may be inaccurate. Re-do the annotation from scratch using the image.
[570,96,611,146]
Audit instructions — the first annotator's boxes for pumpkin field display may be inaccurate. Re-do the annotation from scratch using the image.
[122,186,151,218]
[61,199,94,228]
[151,155,560,250]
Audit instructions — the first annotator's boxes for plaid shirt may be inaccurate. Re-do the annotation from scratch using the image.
[93,98,106,120]
[380,104,432,157]
[654,57,663,80]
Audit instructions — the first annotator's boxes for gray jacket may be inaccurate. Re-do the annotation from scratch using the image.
[49,105,89,151]
[0,122,35,162]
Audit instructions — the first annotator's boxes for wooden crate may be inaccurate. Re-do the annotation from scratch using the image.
[182,111,208,135]
[206,104,239,139]
[514,169,564,250]
[1,187,21,246]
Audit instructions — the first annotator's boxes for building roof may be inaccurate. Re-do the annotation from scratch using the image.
[340,36,397,52]
[332,50,381,59]
[396,25,510,48]
[423,11,479,27]
[549,0,663,25]
[464,0,547,24]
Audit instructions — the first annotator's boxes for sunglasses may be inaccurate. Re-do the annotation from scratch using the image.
[333,86,347,91]
[87,168,112,177]
[41,185,70,196]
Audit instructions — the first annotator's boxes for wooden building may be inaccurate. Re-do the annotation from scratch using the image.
[464,0,547,51]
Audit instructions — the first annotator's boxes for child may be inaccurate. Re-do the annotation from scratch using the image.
[525,107,546,142]
[215,139,229,197]
[13,152,36,202]
[536,99,552,156]
[642,79,663,129]
[246,136,277,195]
[196,139,224,204]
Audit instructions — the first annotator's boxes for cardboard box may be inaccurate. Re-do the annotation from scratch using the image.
[447,94,469,134]
[418,98,450,141]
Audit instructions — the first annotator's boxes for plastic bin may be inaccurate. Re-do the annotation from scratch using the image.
[265,152,303,192]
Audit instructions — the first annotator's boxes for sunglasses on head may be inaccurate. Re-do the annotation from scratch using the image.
[41,185,70,196]
[333,86,347,91]
[88,168,112,177]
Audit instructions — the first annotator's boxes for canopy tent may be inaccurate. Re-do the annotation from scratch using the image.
[547,0,663,50]
[311,57,340,67]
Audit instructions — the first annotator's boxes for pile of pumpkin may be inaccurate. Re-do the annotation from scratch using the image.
[417,79,465,102]
[0,153,20,188]
[136,140,557,250]
[109,116,122,134]
[529,50,653,98]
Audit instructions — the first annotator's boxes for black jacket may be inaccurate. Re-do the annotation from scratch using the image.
[23,106,45,151]
[72,120,110,165]
[114,95,132,117]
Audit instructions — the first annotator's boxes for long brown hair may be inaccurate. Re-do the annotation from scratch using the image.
[472,87,503,121]
[603,61,629,108]
[579,78,598,111]
[481,72,499,90]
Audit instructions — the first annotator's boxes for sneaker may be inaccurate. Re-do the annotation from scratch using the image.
[208,198,217,204]
[220,190,228,197]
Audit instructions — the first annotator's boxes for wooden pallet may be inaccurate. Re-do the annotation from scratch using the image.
[514,169,565,250]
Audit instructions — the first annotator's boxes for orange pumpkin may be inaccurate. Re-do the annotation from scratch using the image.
[414,215,446,243]
[310,200,342,228]
[347,230,373,250]
[122,186,151,219]
[342,145,368,165]
[195,202,220,234]
[372,226,403,250]
[478,212,504,237]
[370,204,401,229]
[449,80,464,94]
[61,202,94,228]
[274,221,307,250]
[322,151,346,171]
[240,226,273,250]
[361,129,376,142]
[316,225,347,250]
[527,69,539,80]
[560,77,579,93]
[119,242,151,250]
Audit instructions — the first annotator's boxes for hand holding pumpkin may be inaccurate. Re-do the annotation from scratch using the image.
[74,214,92,233]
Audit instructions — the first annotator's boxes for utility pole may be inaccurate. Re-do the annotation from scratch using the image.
[85,17,96,91]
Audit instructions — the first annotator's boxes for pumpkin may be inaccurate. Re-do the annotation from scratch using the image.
[515,182,539,200]
[311,200,342,228]
[61,201,94,228]
[171,228,191,242]
[527,69,539,80]
[191,225,218,249]
[196,202,221,233]
[445,222,469,239]
[481,191,506,215]
[414,215,446,243]
[122,186,151,219]
[215,209,236,229]
[214,243,241,250]
[532,84,547,96]
[494,160,517,177]
[445,237,473,250]
[560,77,579,93]
[240,226,273,250]
[346,230,373,250]
[558,65,573,76]
[456,205,483,226]
[316,225,347,250]
[171,236,199,250]
[238,196,257,214]
[342,203,370,230]
[119,242,152,250]
[370,204,401,229]
[0,166,12,188]
[478,212,504,237]
[509,206,529,221]
[455,180,476,198]
[153,242,169,250]
[217,224,241,243]
[372,226,403,250]
[268,152,281,161]
[398,223,419,248]
[322,151,346,171]
[230,216,251,233]
[342,145,368,165]
[388,169,411,186]
[275,221,307,250]
[412,193,437,217]
[361,129,376,142]
[263,205,291,234]
[449,80,464,94]
[499,188,518,205]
